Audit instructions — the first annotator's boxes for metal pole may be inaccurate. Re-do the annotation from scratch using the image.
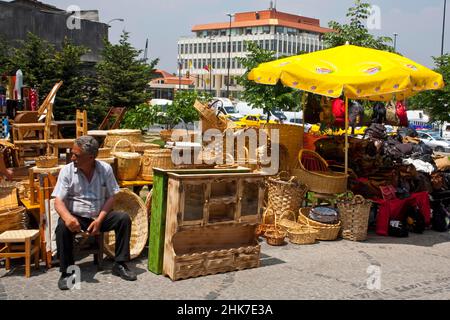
[210,36,213,95]
[393,33,398,51]
[344,96,349,176]
[227,13,233,98]
[442,0,447,56]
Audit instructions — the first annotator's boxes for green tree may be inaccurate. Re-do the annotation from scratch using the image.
[0,36,12,79]
[9,32,56,95]
[52,38,90,120]
[408,54,450,122]
[237,41,299,118]
[165,90,211,129]
[122,103,163,130]
[323,0,394,51]
[96,31,159,110]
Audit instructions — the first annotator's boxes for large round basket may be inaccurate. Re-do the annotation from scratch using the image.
[104,189,148,260]
[293,149,348,194]
[104,129,142,149]
[140,148,174,180]
[298,208,341,241]
[266,172,308,223]
[337,195,371,241]
[111,139,142,181]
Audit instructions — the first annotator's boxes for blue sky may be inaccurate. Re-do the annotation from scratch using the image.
[41,0,449,72]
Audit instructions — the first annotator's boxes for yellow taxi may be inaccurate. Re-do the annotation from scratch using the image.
[234,114,279,128]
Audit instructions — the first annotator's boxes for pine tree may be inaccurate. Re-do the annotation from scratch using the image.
[96,31,159,110]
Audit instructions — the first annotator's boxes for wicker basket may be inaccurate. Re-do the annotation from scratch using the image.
[277,210,301,232]
[111,139,142,181]
[160,129,195,142]
[287,226,318,245]
[35,156,58,168]
[298,208,341,241]
[133,142,160,153]
[0,181,19,210]
[255,223,279,238]
[140,148,174,180]
[293,149,348,194]
[266,172,308,223]
[264,229,287,246]
[104,129,142,149]
[337,195,371,241]
[194,100,229,132]
[104,189,148,260]
[0,206,28,234]
[97,147,111,159]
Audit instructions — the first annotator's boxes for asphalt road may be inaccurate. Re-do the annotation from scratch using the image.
[1,229,449,301]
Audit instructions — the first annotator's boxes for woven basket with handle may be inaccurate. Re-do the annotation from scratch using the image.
[104,129,142,149]
[293,149,348,194]
[337,194,371,241]
[104,189,148,260]
[266,172,308,223]
[111,139,142,181]
[287,225,318,245]
[140,148,174,180]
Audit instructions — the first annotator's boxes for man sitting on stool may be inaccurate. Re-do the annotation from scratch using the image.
[53,135,137,290]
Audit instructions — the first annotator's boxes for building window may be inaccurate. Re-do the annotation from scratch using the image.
[212,42,217,53]
[245,28,252,35]
[212,59,216,69]
[220,30,227,36]
[223,42,227,53]
[189,44,193,54]
[259,40,264,49]
[203,43,207,53]
[232,59,236,69]
[276,26,284,34]
[232,41,237,52]
[278,40,283,53]
[217,42,221,53]
[243,41,248,52]
[265,40,270,50]
[271,40,276,51]
[193,43,197,54]
[263,26,270,34]
[237,41,242,52]
[288,41,292,54]
[222,58,226,69]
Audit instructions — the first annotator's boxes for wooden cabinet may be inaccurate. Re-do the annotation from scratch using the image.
[163,172,264,281]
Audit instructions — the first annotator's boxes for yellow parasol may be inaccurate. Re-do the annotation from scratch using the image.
[248,43,445,174]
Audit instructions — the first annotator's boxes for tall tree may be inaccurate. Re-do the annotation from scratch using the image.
[408,54,450,122]
[52,38,90,120]
[0,36,12,79]
[96,31,159,110]
[165,90,210,129]
[237,41,299,117]
[9,32,56,96]
[323,0,394,51]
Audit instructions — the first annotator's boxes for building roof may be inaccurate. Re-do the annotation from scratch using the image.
[192,9,333,34]
[151,69,194,85]
[10,0,63,12]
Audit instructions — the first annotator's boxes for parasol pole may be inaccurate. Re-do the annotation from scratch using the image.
[344,96,349,176]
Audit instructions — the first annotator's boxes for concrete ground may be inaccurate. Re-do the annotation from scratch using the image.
[1,229,450,300]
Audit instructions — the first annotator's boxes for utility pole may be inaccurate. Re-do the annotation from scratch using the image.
[226,13,234,98]
[442,0,447,56]
[209,36,213,95]
[393,33,398,51]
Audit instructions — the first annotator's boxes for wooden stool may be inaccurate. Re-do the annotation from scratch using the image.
[29,165,64,205]
[0,229,40,278]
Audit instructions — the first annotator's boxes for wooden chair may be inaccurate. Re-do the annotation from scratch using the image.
[0,229,40,278]
[76,109,88,138]
[38,172,104,270]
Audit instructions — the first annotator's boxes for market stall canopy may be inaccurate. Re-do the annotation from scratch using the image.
[248,44,445,101]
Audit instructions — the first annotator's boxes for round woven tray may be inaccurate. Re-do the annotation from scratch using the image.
[298,208,341,241]
[104,189,148,260]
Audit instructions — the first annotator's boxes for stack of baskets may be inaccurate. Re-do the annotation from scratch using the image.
[265,172,308,224]
[104,189,148,260]
[293,149,348,194]
[111,139,142,181]
[337,194,372,241]
[104,129,143,151]
[140,148,174,180]
[298,208,341,241]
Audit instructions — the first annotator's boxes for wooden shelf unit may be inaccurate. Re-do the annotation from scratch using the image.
[163,172,264,281]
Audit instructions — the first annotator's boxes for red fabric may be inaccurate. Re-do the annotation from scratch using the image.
[332,98,345,127]
[303,133,327,151]
[396,101,408,127]
[372,191,430,236]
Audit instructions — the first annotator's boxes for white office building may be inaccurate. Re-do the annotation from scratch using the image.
[177,6,332,98]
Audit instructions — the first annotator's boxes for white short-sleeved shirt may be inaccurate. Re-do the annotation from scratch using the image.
[52,160,120,219]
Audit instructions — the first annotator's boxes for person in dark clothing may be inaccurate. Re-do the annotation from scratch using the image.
[349,100,364,134]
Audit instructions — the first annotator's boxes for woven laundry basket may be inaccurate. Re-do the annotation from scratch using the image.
[337,195,371,241]
[103,189,148,260]
[111,139,142,181]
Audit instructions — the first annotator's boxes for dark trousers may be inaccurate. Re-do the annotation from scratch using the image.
[56,211,131,273]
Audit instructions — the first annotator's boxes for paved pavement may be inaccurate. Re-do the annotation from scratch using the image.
[1,229,450,300]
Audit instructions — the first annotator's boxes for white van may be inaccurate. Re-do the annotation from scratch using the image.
[236,102,287,121]
[211,97,242,117]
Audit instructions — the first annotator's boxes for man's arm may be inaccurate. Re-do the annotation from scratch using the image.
[87,196,114,235]
[54,196,81,233]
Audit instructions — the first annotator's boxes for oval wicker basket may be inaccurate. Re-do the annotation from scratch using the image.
[104,189,148,260]
[337,195,371,241]
[112,139,142,181]
[287,226,318,245]
[104,129,142,149]
[298,208,341,241]
[293,149,348,194]
[264,229,287,246]
[35,156,58,168]
[140,148,174,180]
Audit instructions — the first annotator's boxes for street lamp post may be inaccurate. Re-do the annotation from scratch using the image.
[106,18,124,27]
[393,32,398,51]
[209,36,213,95]
[442,0,447,56]
[226,13,234,98]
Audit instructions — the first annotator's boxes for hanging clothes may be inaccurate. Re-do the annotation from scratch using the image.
[372,102,387,124]
[396,100,408,127]
[332,97,345,127]
[30,88,38,111]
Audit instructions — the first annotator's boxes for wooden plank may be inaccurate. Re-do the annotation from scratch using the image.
[148,170,168,274]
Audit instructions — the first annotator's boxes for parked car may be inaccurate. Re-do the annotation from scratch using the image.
[234,114,279,127]
[418,131,450,153]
